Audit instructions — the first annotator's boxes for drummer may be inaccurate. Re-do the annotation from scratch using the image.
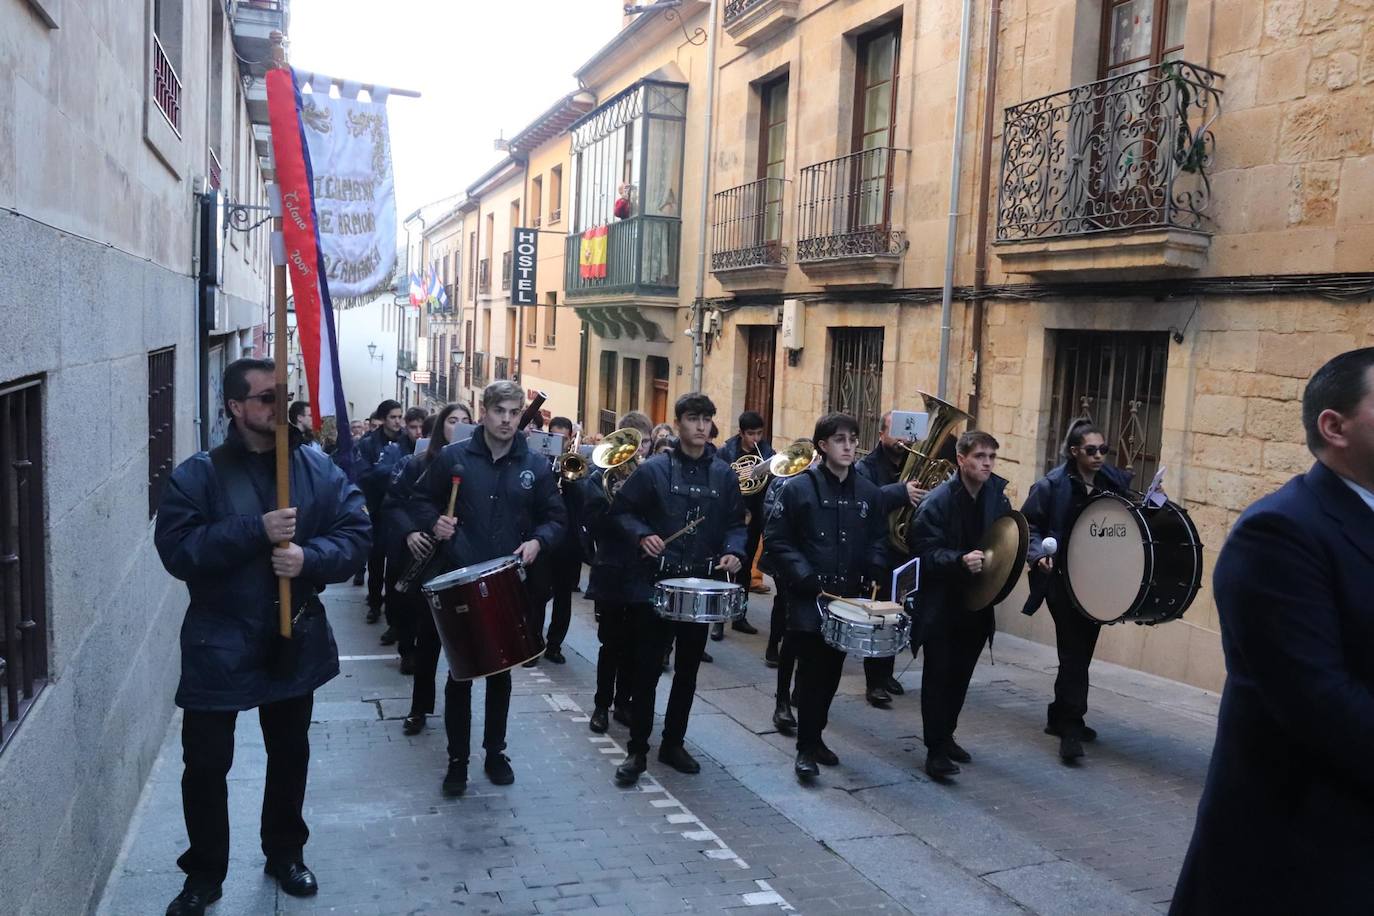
[609,392,747,787]
[907,430,1012,781]
[1020,420,1132,762]
[424,381,566,797]
[764,414,887,780]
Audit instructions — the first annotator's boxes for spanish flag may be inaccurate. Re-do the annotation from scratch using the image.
[580,225,608,279]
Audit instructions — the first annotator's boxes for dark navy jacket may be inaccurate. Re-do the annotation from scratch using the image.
[379,450,436,567]
[1171,463,1374,916]
[855,445,911,515]
[580,467,638,604]
[907,472,1013,617]
[425,429,566,570]
[719,434,775,514]
[155,425,371,711]
[764,465,888,632]
[356,428,412,508]
[1019,461,1133,615]
[611,444,748,603]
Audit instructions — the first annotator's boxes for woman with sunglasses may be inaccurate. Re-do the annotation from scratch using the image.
[1020,419,1133,763]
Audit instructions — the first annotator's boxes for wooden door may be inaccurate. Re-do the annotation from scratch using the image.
[744,326,777,441]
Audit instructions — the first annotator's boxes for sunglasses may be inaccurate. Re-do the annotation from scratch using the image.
[1077,445,1112,457]
[238,391,278,405]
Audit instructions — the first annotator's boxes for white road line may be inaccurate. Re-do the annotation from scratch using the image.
[338,654,397,661]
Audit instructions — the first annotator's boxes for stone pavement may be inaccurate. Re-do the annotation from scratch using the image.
[97,577,1219,914]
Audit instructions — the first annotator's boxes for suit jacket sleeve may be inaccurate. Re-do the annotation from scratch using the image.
[299,463,372,583]
[908,492,966,579]
[1217,509,1374,796]
[155,457,269,580]
[762,483,813,587]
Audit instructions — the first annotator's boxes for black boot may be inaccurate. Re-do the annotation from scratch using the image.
[442,758,468,797]
[165,880,222,916]
[1059,731,1085,762]
[402,714,425,736]
[615,752,648,786]
[263,860,319,897]
[925,750,960,780]
[658,744,701,774]
[795,749,819,780]
[772,701,796,734]
[589,707,609,733]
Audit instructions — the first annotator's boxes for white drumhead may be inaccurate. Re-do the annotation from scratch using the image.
[825,600,876,623]
[657,577,739,593]
[1067,496,1145,622]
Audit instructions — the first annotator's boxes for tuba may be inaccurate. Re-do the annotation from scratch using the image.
[887,391,973,551]
[768,440,815,479]
[731,453,771,496]
[553,429,587,482]
[592,427,643,498]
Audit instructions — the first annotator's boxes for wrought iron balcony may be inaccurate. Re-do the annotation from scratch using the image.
[151,33,182,135]
[797,148,905,262]
[712,177,788,272]
[397,349,417,372]
[564,215,681,300]
[997,61,1223,242]
[723,0,799,47]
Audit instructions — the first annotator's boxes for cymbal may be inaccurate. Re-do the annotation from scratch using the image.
[962,510,1029,611]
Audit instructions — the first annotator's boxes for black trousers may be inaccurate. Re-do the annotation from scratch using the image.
[864,654,895,690]
[594,600,634,712]
[178,693,314,885]
[444,671,512,762]
[920,606,993,750]
[1046,591,1101,730]
[768,593,797,702]
[545,548,582,650]
[410,605,442,717]
[626,602,708,754]
[385,556,421,657]
[740,507,765,613]
[366,539,387,609]
[791,632,846,752]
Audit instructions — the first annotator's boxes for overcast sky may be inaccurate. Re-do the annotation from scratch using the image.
[289,0,625,219]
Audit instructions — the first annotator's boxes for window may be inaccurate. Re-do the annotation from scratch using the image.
[549,166,563,223]
[531,176,543,228]
[464,320,474,388]
[1100,0,1187,79]
[827,328,884,449]
[148,348,176,518]
[599,351,619,433]
[151,0,184,133]
[525,298,538,346]
[468,231,477,300]
[623,357,641,412]
[853,23,901,228]
[0,377,48,750]
[1044,330,1169,483]
[543,292,557,347]
[756,75,789,244]
[648,356,670,425]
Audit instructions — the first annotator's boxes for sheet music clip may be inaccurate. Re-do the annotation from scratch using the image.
[1143,466,1168,508]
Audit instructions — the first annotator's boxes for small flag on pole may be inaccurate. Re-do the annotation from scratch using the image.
[409,271,426,306]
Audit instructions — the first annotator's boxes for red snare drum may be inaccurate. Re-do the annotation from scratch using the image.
[421,556,542,680]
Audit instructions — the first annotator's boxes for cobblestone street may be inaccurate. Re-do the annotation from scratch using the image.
[98,579,1219,915]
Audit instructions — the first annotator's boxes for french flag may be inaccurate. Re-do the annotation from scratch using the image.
[265,67,354,475]
[409,271,426,306]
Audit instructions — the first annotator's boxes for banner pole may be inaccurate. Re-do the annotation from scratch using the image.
[271,32,292,640]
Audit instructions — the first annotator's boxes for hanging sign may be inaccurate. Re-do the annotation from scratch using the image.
[512,227,538,306]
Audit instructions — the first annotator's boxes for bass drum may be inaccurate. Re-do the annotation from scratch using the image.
[1064,492,1203,625]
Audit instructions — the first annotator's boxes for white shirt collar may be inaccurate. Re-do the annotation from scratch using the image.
[1339,475,1374,515]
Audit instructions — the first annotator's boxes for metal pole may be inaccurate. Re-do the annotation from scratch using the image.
[937,0,975,401]
[690,0,721,393]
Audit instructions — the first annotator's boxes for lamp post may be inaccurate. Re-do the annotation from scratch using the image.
[367,341,384,405]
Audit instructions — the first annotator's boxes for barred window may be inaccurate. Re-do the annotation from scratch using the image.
[148,347,176,518]
[827,328,885,449]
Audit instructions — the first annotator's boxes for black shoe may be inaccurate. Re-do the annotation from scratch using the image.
[402,714,425,736]
[925,750,960,781]
[263,860,319,897]
[764,645,780,668]
[615,752,647,786]
[1046,722,1098,742]
[661,650,672,672]
[883,676,905,696]
[545,646,566,664]
[166,881,222,915]
[813,742,839,767]
[352,572,365,586]
[700,649,714,663]
[612,706,633,727]
[710,623,725,641]
[399,655,414,676]
[945,739,972,764]
[866,686,892,708]
[589,707,609,733]
[732,619,759,635]
[794,750,819,780]
[365,605,381,624]
[522,656,539,667]
[485,753,515,785]
[772,702,796,734]
[1060,733,1085,762]
[658,745,701,774]
[442,758,468,797]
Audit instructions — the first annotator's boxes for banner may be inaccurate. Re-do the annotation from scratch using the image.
[296,79,397,303]
[512,227,538,305]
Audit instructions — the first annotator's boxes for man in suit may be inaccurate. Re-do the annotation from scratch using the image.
[1171,347,1374,915]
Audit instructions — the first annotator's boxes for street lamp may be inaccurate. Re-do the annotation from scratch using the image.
[367,342,381,361]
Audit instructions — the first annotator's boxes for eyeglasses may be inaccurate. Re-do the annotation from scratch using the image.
[238,391,277,405]
[1078,445,1112,457]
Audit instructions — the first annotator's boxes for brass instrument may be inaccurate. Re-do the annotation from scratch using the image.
[888,391,973,551]
[553,429,587,482]
[731,453,771,496]
[592,427,642,498]
[768,440,815,479]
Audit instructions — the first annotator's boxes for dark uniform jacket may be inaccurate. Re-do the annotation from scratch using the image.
[763,465,888,632]
[1170,462,1374,916]
[155,425,371,711]
[719,434,775,516]
[379,449,435,567]
[907,473,1013,617]
[423,428,566,570]
[1019,461,1133,615]
[611,445,748,604]
[356,428,412,509]
[855,445,911,515]
[580,468,639,604]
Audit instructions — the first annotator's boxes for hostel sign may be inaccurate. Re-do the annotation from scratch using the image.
[512,227,538,306]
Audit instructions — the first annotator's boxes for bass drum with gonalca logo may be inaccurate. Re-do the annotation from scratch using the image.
[1063,491,1203,625]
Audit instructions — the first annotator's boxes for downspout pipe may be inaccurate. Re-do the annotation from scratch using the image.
[690,0,721,393]
[936,0,976,401]
[968,0,1002,420]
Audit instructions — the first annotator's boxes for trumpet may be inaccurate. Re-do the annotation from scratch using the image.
[731,453,771,496]
[553,429,587,482]
[592,427,642,498]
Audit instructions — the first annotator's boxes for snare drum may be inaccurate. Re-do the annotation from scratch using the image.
[820,598,911,657]
[654,578,746,623]
[1064,492,1203,625]
[421,556,542,680]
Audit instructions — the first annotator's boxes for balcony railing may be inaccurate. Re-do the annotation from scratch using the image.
[478,258,491,294]
[997,61,1223,242]
[494,356,510,380]
[471,352,488,388]
[550,207,562,224]
[208,147,222,190]
[501,251,512,291]
[598,409,617,435]
[564,215,681,299]
[151,33,182,135]
[712,177,788,271]
[796,148,905,262]
[724,0,768,22]
[397,349,417,372]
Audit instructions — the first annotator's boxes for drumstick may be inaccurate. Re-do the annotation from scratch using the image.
[660,515,703,548]
[446,475,461,516]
